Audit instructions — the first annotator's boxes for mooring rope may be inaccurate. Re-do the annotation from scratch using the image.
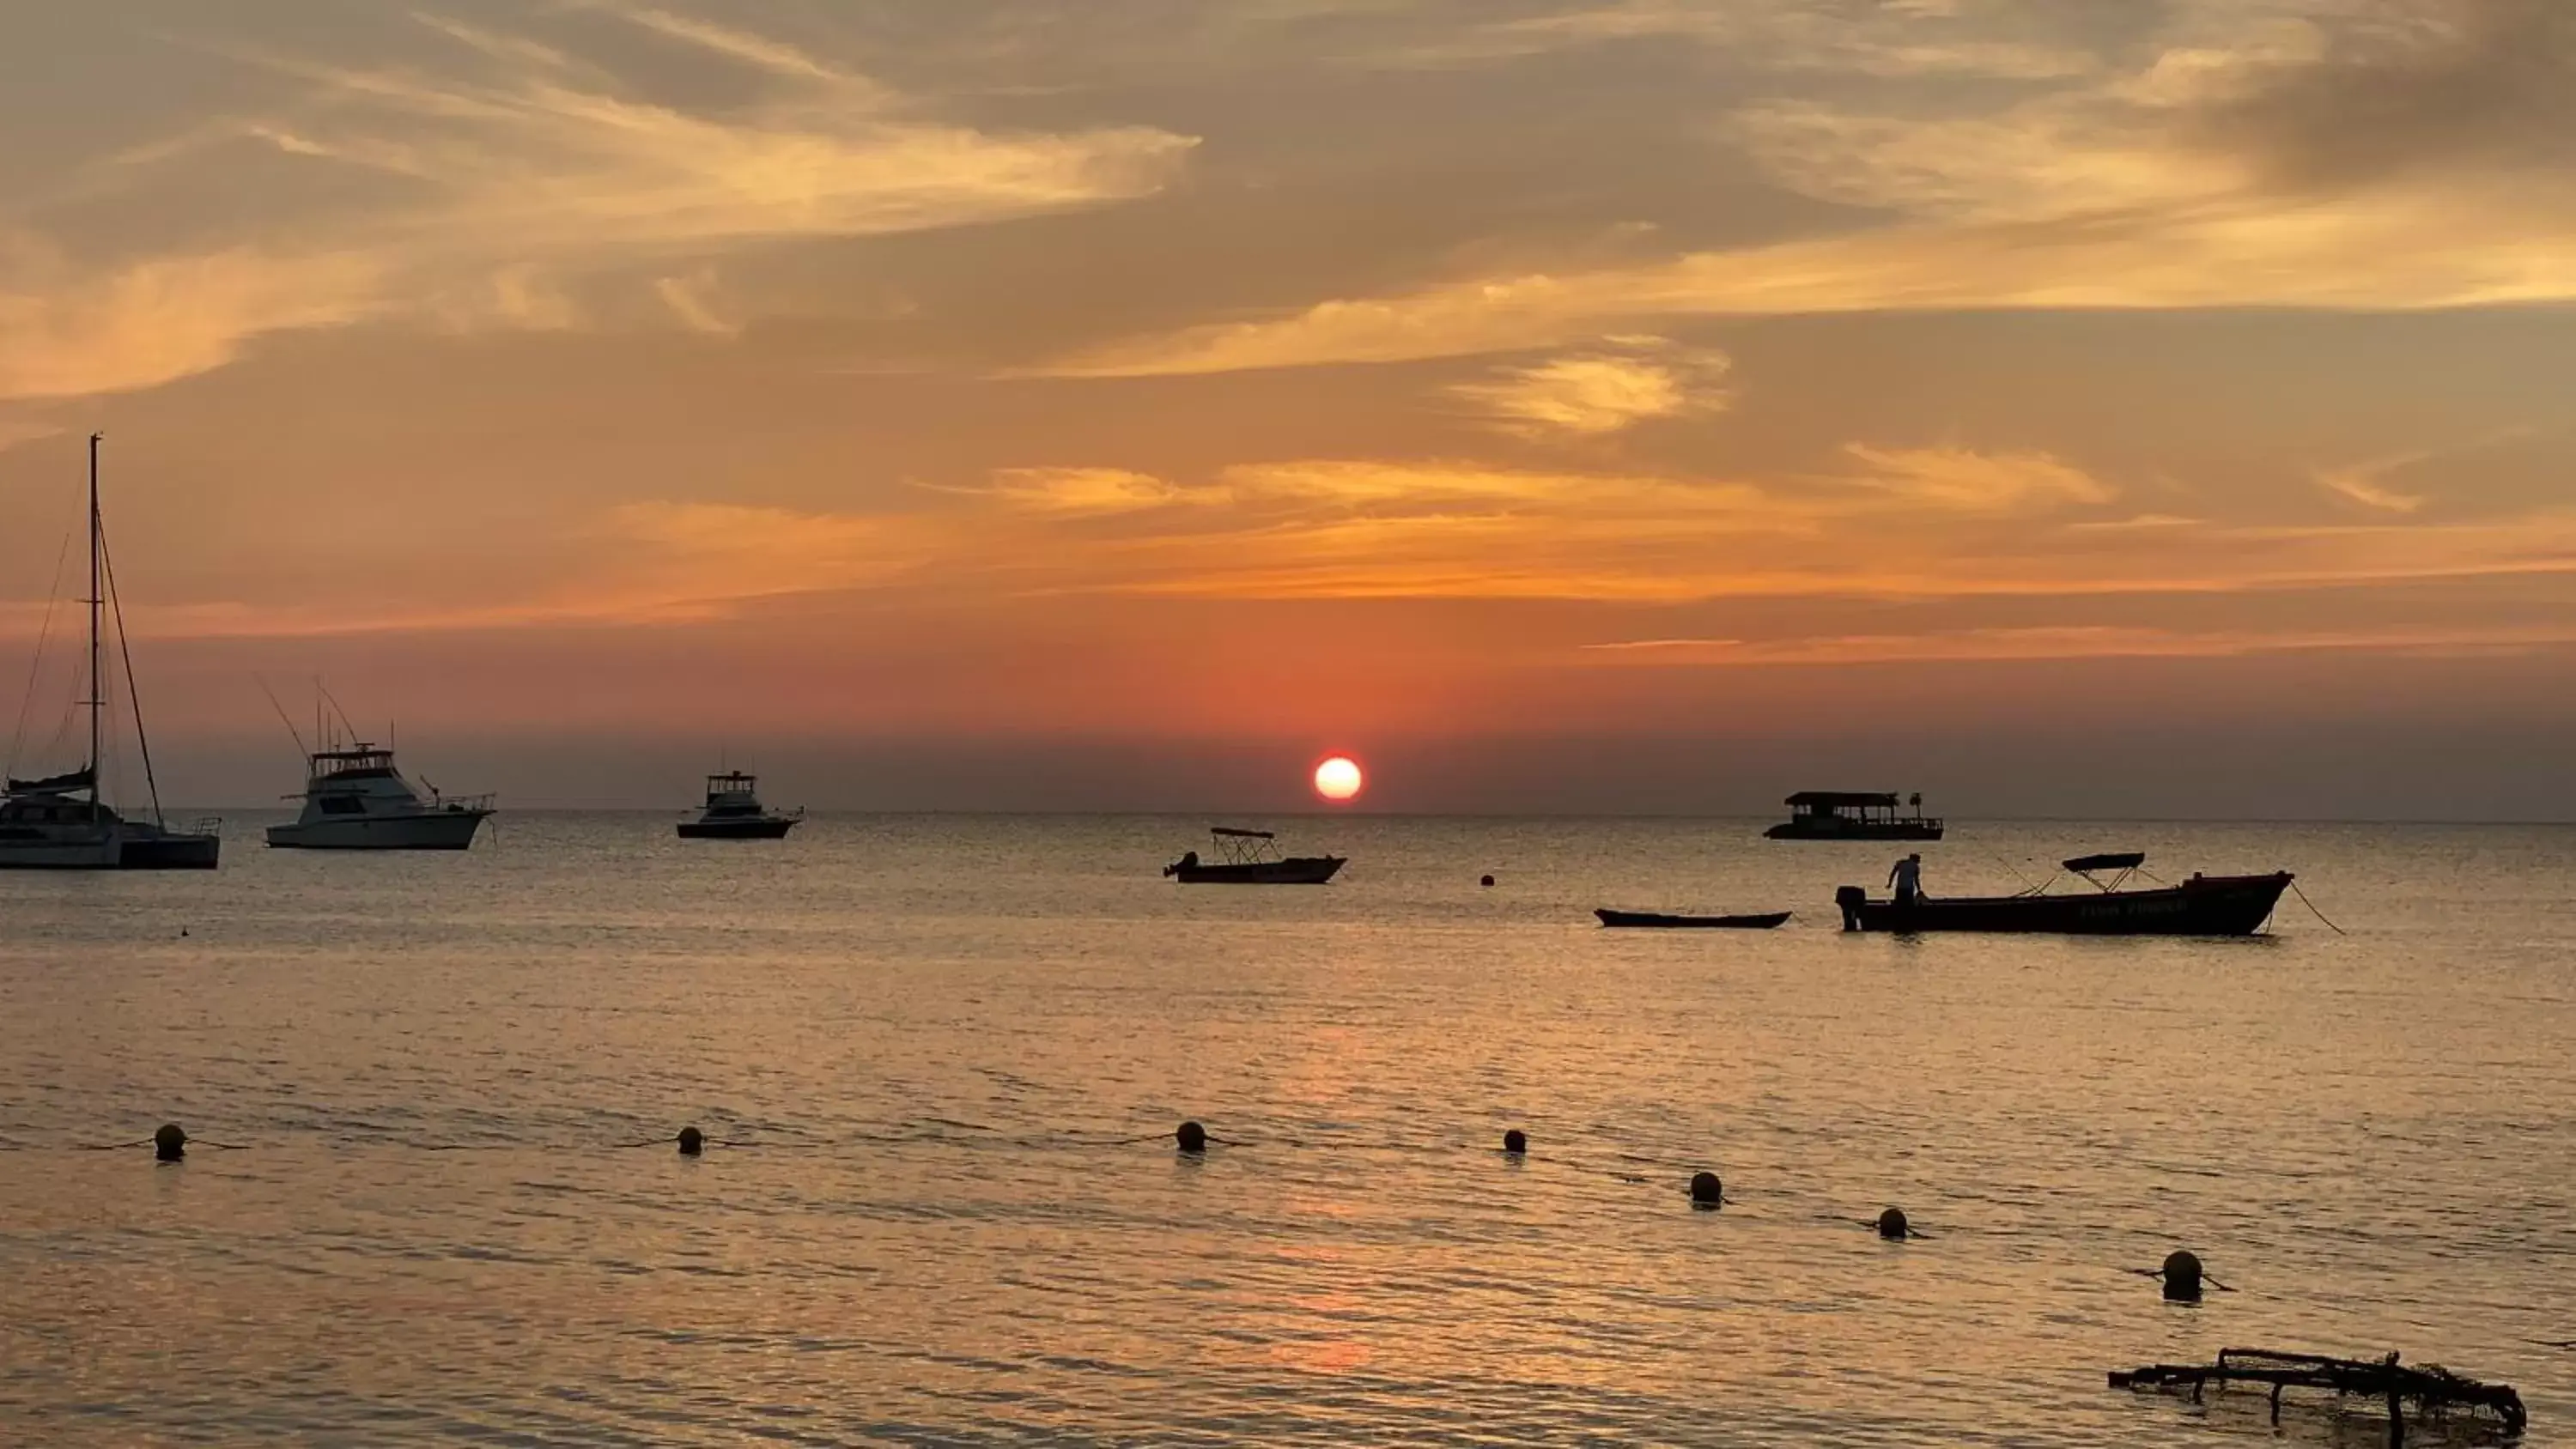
[2287,880,2348,936]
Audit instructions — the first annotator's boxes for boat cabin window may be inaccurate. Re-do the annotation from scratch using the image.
[317,795,370,815]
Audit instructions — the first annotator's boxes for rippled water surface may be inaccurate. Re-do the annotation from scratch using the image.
[3,815,2571,1446]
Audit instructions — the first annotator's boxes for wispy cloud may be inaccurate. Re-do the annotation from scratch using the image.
[2316,457,2428,514]
[1446,336,1731,436]
[0,9,1196,401]
[1580,622,2576,666]
[1057,2,2576,377]
[1844,444,2114,513]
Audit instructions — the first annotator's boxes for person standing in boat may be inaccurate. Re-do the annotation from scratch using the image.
[1889,852,1924,906]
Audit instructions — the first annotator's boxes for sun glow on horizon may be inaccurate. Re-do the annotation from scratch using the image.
[1313,755,1364,803]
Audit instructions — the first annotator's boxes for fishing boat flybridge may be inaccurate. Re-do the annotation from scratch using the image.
[677,771,801,839]
[267,741,494,850]
[1834,852,2293,936]
[1163,827,1346,884]
[0,436,220,870]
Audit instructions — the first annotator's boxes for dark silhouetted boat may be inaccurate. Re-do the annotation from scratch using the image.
[1595,908,1790,930]
[677,771,801,840]
[1766,791,1943,840]
[1833,852,2291,936]
[0,436,219,870]
[1164,827,1345,884]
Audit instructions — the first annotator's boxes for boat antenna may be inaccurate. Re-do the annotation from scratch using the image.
[6,527,73,781]
[99,504,168,827]
[253,674,312,760]
[317,681,360,746]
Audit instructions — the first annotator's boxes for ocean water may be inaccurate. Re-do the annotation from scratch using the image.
[1,814,2570,1446]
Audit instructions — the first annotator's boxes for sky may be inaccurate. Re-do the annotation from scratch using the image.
[3,0,2573,816]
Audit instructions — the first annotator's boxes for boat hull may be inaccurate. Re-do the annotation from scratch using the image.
[1596,909,1790,929]
[268,809,490,850]
[116,830,220,870]
[1765,821,1945,841]
[0,834,123,869]
[677,816,799,840]
[1170,856,1345,884]
[1834,873,2292,937]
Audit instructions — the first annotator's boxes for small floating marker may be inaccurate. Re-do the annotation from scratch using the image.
[1503,1129,1527,1155]
[1480,874,1496,888]
[677,1126,704,1156]
[1176,1120,1207,1154]
[2160,1249,2203,1302]
[1878,1206,1910,1240]
[1689,1170,1723,1207]
[154,1123,187,1162]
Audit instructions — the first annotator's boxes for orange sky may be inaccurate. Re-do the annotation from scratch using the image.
[3,2,2573,813]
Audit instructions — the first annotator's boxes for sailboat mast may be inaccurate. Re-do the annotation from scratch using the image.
[86,433,103,808]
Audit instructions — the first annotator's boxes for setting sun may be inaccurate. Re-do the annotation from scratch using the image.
[1313,755,1364,803]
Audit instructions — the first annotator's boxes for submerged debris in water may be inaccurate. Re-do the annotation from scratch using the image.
[2111,1348,2525,1443]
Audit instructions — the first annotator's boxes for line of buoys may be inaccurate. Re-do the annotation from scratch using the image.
[83,1115,2223,1293]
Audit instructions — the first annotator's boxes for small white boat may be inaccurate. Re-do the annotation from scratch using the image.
[266,743,493,850]
[677,771,800,839]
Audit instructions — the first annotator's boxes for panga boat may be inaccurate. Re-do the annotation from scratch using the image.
[1765,791,1944,841]
[1596,908,1790,930]
[1164,827,1345,884]
[267,742,493,850]
[0,436,219,870]
[677,771,801,840]
[1834,852,2292,937]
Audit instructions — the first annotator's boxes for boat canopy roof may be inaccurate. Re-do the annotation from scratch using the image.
[1785,791,1899,808]
[707,771,756,790]
[2064,852,2146,872]
[1211,826,1275,839]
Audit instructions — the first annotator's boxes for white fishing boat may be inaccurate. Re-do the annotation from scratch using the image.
[0,436,221,870]
[677,771,801,839]
[266,741,494,850]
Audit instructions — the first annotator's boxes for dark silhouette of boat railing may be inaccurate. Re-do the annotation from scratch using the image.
[2111,1348,2526,1441]
[2008,852,2154,897]
[1207,826,1282,865]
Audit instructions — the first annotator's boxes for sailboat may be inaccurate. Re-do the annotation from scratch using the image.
[0,436,221,870]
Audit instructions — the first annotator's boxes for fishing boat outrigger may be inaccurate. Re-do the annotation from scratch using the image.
[1164,827,1345,884]
[1835,852,2292,937]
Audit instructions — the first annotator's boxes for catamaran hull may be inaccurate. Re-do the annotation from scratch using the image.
[677,817,799,840]
[1170,856,1346,884]
[1835,873,2293,937]
[0,836,123,869]
[117,833,220,869]
[268,811,490,850]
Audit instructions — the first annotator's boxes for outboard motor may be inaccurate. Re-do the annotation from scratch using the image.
[1835,885,1868,931]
